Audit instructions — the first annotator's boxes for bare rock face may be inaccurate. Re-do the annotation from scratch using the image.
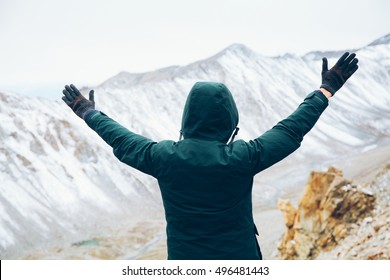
[318,163,390,260]
[277,167,376,259]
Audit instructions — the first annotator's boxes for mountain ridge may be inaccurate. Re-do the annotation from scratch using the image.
[100,33,390,87]
[368,33,390,46]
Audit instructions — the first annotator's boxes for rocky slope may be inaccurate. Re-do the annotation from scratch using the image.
[277,164,390,260]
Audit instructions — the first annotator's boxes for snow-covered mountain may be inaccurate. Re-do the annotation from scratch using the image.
[1,34,389,258]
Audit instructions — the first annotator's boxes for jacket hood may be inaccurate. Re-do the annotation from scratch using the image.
[181,82,239,143]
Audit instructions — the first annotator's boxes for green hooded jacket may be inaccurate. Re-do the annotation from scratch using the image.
[85,82,328,259]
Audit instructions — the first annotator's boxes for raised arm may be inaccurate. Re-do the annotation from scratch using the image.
[62,84,156,176]
[248,52,359,174]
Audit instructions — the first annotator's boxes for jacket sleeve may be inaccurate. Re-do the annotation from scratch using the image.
[248,90,328,175]
[85,111,156,176]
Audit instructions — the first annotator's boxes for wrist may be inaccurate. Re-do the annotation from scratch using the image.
[320,88,332,99]
[83,108,97,120]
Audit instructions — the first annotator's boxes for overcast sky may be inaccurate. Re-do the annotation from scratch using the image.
[0,0,389,99]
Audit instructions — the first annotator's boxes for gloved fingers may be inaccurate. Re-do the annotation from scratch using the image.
[347,58,359,70]
[61,95,72,105]
[343,57,358,79]
[62,88,74,102]
[89,90,94,102]
[64,85,78,99]
[64,84,81,99]
[70,84,82,97]
[322,57,328,74]
[343,53,357,66]
[335,52,349,66]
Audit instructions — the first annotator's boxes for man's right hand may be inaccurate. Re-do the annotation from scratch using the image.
[62,84,95,119]
[321,52,359,95]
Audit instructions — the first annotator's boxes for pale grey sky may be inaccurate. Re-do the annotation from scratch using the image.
[0,0,389,99]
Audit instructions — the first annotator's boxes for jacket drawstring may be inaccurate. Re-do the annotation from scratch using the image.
[228,127,239,145]
[179,130,183,141]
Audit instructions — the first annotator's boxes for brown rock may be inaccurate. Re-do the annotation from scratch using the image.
[277,199,297,228]
[277,167,376,259]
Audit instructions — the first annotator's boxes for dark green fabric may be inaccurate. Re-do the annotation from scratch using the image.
[85,83,328,259]
[181,82,238,142]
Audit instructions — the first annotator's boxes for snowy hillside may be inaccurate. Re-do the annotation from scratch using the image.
[1,34,390,258]
[0,92,161,258]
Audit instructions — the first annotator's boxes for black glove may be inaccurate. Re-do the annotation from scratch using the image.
[62,84,95,119]
[321,52,359,95]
